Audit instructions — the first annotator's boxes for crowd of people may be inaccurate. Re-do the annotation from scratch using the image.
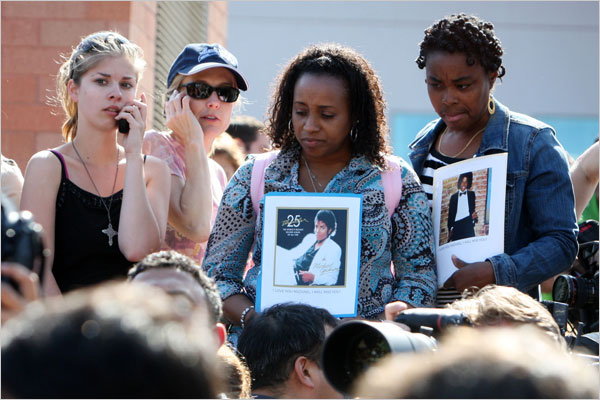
[1,13,598,399]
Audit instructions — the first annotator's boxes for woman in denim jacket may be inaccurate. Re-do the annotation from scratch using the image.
[409,14,578,304]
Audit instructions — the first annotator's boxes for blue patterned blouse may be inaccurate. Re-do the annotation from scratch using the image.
[202,148,437,318]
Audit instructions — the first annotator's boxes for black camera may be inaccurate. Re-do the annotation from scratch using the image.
[551,220,598,335]
[552,254,598,310]
[1,200,46,289]
[394,307,473,335]
[321,320,437,396]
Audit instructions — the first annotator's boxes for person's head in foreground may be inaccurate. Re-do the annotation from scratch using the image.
[217,344,252,399]
[448,284,565,348]
[127,250,227,346]
[1,281,223,398]
[237,302,342,399]
[353,325,598,398]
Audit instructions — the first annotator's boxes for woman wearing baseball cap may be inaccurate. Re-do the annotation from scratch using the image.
[143,43,249,263]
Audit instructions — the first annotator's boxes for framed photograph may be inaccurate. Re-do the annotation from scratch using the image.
[432,153,508,287]
[257,192,363,317]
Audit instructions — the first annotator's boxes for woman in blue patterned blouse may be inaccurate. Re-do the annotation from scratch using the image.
[203,43,437,341]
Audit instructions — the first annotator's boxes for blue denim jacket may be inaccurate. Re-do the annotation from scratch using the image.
[408,99,578,292]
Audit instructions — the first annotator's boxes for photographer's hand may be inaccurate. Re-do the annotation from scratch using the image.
[384,301,416,320]
[1,262,40,325]
[443,256,495,292]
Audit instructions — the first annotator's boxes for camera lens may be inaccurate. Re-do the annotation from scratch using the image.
[553,274,598,308]
[552,275,575,305]
[321,320,436,395]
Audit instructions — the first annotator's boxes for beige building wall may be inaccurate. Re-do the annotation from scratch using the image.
[207,1,228,45]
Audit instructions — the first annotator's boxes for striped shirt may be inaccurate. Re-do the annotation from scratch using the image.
[419,147,466,305]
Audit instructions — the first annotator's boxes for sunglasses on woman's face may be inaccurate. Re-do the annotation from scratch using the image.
[179,81,240,103]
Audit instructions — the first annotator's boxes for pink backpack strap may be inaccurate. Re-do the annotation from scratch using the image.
[381,155,403,217]
[250,151,279,217]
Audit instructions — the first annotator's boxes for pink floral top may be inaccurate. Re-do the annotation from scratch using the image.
[143,130,227,262]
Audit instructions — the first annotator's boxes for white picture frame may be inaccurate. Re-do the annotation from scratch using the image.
[257,192,363,317]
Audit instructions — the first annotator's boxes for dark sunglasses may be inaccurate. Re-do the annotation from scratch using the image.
[179,81,240,103]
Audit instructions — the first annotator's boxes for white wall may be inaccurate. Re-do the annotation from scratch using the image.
[227,1,599,156]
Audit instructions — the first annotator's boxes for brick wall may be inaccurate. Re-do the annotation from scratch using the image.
[1,1,223,181]
[439,168,490,245]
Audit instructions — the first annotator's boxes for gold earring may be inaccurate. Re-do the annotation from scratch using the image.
[488,96,496,115]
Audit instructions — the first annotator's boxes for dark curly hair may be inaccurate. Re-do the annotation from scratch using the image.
[265,43,390,169]
[127,250,222,324]
[416,13,506,79]
[457,171,473,189]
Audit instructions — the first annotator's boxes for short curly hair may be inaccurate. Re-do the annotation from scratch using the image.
[127,250,222,324]
[416,13,506,79]
[457,172,473,189]
[265,43,390,169]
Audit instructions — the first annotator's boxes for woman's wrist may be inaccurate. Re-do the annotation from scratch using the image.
[177,132,204,149]
[240,305,255,328]
[124,148,144,160]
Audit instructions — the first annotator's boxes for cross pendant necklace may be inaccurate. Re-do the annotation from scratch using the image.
[102,224,117,247]
[72,141,120,247]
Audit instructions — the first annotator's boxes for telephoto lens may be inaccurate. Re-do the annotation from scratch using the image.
[321,320,437,396]
[394,308,473,334]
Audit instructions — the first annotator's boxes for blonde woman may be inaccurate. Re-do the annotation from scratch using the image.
[143,43,248,262]
[20,32,170,294]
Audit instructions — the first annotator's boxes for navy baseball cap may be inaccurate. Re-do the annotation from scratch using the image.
[167,43,248,91]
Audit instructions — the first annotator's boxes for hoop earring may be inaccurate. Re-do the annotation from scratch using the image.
[350,127,358,143]
[349,121,359,143]
[488,96,496,115]
[288,119,294,134]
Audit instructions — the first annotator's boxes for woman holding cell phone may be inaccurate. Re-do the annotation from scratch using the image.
[20,31,170,294]
[143,43,248,263]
